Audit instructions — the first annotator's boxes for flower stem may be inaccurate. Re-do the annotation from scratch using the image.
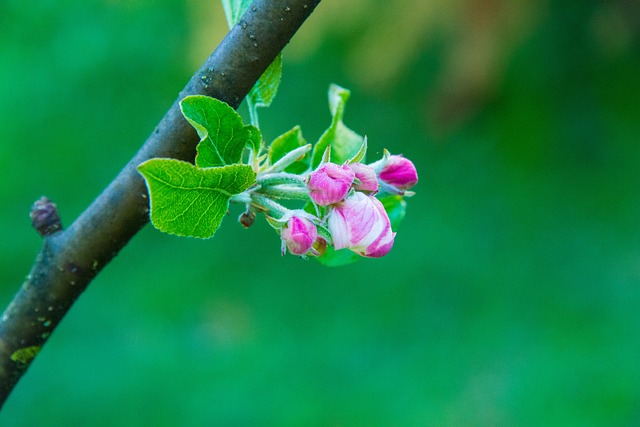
[250,194,289,219]
[255,185,310,201]
[257,172,307,187]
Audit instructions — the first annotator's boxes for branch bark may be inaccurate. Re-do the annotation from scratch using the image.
[0,0,320,408]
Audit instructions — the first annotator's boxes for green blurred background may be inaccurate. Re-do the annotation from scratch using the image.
[2,0,640,425]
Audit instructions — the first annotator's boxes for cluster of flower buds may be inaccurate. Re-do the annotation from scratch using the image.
[140,91,418,261]
[244,148,418,260]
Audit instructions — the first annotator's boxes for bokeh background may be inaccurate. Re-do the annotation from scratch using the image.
[2,0,640,425]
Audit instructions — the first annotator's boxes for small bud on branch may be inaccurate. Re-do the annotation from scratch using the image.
[29,197,62,237]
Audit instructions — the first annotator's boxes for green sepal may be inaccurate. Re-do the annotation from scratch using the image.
[138,158,256,239]
[180,95,250,168]
[320,144,331,165]
[265,215,283,231]
[348,135,368,164]
[311,84,364,168]
[268,125,309,173]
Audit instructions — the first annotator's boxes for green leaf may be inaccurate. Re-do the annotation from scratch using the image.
[180,95,251,168]
[312,84,364,168]
[379,195,407,230]
[268,125,309,173]
[303,200,326,218]
[248,54,282,110]
[221,1,283,128]
[247,54,283,128]
[138,159,256,239]
[246,124,262,154]
[221,0,253,28]
[315,245,362,267]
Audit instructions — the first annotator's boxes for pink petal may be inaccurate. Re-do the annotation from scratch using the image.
[327,206,350,250]
[308,163,355,205]
[349,163,379,192]
[378,155,418,190]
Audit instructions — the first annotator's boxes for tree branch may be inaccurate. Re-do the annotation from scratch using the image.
[0,0,320,408]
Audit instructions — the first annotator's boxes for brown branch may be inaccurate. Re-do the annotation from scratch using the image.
[0,0,321,408]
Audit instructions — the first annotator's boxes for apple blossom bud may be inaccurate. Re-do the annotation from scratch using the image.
[328,192,395,258]
[239,209,256,228]
[378,155,418,190]
[281,216,318,256]
[349,163,379,192]
[307,163,355,206]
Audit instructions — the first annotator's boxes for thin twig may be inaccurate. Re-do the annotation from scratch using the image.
[0,0,320,407]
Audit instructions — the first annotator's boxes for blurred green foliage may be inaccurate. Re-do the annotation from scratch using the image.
[2,0,640,425]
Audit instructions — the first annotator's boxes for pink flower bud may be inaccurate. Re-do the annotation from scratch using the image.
[328,192,396,258]
[281,216,318,256]
[349,163,379,192]
[378,155,418,190]
[308,163,355,206]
